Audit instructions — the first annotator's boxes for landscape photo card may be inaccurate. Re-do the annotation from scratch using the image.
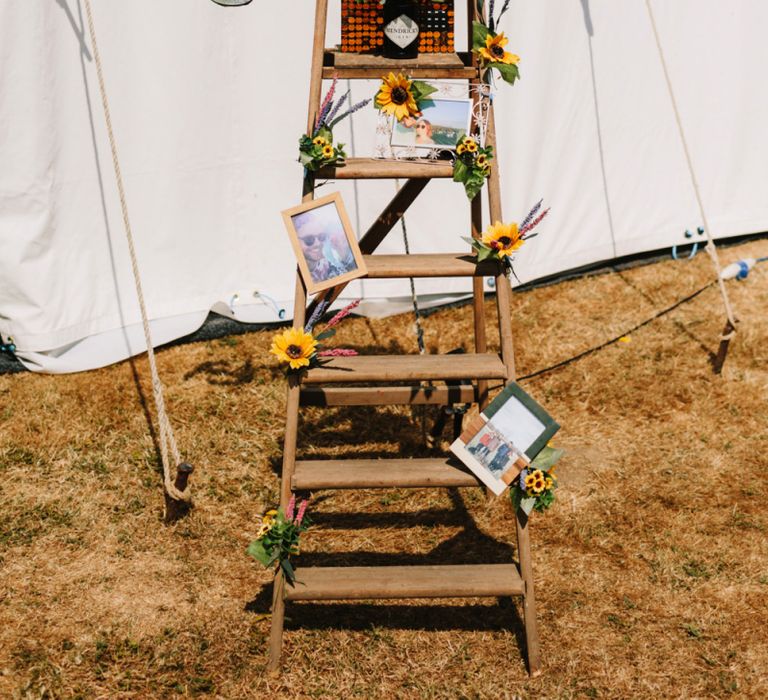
[450,382,560,496]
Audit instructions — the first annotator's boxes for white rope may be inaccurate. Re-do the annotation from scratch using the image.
[644,0,737,334]
[84,0,190,502]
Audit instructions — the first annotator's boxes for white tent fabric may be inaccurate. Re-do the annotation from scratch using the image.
[1,0,767,373]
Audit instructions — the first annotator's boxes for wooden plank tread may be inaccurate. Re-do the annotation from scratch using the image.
[317,158,453,180]
[323,51,478,79]
[300,384,479,407]
[303,353,507,384]
[364,253,500,278]
[285,564,524,601]
[292,457,480,490]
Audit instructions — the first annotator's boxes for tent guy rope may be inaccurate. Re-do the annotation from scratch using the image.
[83,0,191,508]
[644,0,737,343]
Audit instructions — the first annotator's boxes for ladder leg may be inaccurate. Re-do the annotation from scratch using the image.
[266,569,287,673]
[268,275,307,673]
[516,510,542,676]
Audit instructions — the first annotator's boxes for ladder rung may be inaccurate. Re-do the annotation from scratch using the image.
[322,51,478,80]
[317,158,453,180]
[300,384,479,407]
[365,253,500,278]
[284,564,525,601]
[292,457,481,490]
[303,353,507,384]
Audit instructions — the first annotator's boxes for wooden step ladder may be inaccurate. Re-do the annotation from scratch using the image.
[267,0,541,676]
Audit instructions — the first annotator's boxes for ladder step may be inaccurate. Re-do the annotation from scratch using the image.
[317,158,453,180]
[303,353,507,384]
[300,384,479,407]
[285,564,524,601]
[323,51,478,80]
[292,457,481,490]
[365,253,500,278]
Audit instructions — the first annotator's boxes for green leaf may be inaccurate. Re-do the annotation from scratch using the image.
[519,496,536,516]
[281,557,296,585]
[476,246,496,262]
[453,158,469,183]
[246,539,273,567]
[314,328,336,341]
[298,151,316,168]
[530,446,565,472]
[472,21,491,50]
[460,236,475,247]
[411,80,438,102]
[492,62,520,85]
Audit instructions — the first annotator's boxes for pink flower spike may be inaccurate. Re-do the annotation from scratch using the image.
[325,299,361,329]
[295,499,308,525]
[519,208,550,237]
[316,73,338,129]
[286,494,296,520]
[317,348,359,357]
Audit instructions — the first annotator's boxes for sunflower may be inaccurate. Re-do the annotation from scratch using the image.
[456,142,467,155]
[270,327,318,370]
[481,221,525,258]
[476,153,490,169]
[312,135,327,147]
[545,477,554,490]
[376,72,420,122]
[464,138,478,153]
[478,32,520,66]
[321,144,335,159]
[524,474,537,492]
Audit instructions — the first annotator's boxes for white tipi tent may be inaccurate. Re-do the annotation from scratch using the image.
[1,0,766,372]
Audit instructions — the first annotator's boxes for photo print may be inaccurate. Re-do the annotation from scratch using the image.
[451,382,560,495]
[281,192,367,295]
[390,97,473,151]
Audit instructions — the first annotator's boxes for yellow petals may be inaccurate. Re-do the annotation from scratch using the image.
[376,72,420,122]
[312,136,327,146]
[321,144,335,158]
[481,221,525,258]
[270,327,318,370]
[478,32,520,66]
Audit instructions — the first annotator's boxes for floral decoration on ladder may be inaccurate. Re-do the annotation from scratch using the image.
[299,75,370,172]
[473,1,520,86]
[453,135,493,200]
[269,299,361,372]
[463,199,550,280]
[247,495,309,585]
[375,72,438,122]
[511,445,564,515]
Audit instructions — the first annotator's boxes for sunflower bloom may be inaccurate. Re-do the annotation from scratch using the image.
[476,153,489,169]
[270,327,318,370]
[321,144,335,159]
[457,143,467,155]
[525,474,537,492]
[545,477,554,490]
[481,221,525,258]
[376,72,420,121]
[464,138,478,153]
[312,136,327,146]
[478,32,520,66]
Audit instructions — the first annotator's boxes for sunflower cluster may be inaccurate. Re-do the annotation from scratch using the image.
[472,22,520,86]
[247,496,310,585]
[517,467,557,512]
[298,126,346,172]
[375,72,437,122]
[510,445,564,515]
[453,135,493,200]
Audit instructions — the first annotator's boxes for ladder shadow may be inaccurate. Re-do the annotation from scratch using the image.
[245,490,527,651]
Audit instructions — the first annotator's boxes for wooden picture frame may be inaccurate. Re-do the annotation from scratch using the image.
[281,192,367,295]
[451,382,560,496]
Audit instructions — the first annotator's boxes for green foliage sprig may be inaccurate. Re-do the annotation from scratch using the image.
[472,19,520,87]
[247,496,309,585]
[511,446,563,515]
[453,135,493,200]
[299,126,346,172]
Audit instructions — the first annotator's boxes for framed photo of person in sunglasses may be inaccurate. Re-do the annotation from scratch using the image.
[281,192,367,295]
[390,97,473,152]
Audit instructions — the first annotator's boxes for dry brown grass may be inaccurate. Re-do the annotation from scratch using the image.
[1,240,767,699]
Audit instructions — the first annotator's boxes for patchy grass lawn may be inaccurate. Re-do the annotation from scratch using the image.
[1,240,767,698]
